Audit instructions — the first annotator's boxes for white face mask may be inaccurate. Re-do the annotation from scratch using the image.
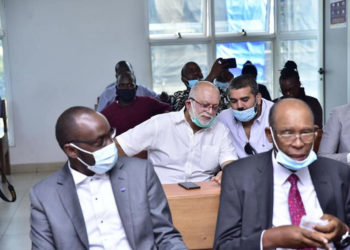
[70,142,118,174]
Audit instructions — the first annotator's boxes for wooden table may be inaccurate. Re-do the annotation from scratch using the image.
[163,181,221,250]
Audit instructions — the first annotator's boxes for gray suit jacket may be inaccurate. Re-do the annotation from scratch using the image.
[214,150,350,250]
[30,157,187,250]
[318,104,350,164]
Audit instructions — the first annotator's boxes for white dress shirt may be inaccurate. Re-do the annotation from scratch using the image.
[217,98,274,158]
[270,152,334,250]
[117,109,237,184]
[69,163,131,250]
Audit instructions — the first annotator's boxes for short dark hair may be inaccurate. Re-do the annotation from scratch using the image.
[55,106,95,149]
[181,61,199,78]
[241,60,257,79]
[115,60,133,75]
[229,74,259,96]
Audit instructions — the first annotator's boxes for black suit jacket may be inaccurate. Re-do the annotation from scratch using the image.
[214,150,350,250]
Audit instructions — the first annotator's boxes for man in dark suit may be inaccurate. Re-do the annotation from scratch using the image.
[30,106,187,250]
[214,99,350,249]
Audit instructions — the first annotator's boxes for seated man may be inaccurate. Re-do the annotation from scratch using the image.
[318,103,350,164]
[241,60,271,101]
[97,60,165,111]
[273,60,323,129]
[101,71,171,136]
[170,59,232,112]
[214,99,350,249]
[116,81,237,184]
[218,75,273,158]
[30,106,187,250]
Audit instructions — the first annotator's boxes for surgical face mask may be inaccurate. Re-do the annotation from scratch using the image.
[70,142,118,174]
[214,79,228,91]
[116,88,136,103]
[189,101,216,128]
[269,127,317,171]
[232,104,257,122]
[188,79,199,88]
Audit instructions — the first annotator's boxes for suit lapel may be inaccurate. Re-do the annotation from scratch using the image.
[255,151,274,229]
[309,161,337,215]
[56,163,89,249]
[109,160,136,249]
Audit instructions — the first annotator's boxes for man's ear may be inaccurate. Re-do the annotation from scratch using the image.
[265,127,273,143]
[63,144,79,159]
[256,92,262,105]
[185,99,191,110]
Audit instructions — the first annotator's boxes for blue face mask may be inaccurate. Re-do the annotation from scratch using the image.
[70,142,118,174]
[214,80,228,91]
[269,127,317,171]
[232,105,257,122]
[189,102,216,128]
[188,79,199,88]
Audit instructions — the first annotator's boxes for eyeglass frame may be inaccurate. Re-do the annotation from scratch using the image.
[67,127,117,148]
[272,129,317,144]
[244,142,257,155]
[189,97,219,112]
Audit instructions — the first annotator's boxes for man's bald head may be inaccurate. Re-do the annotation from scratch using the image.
[269,98,315,129]
[55,106,101,149]
[189,81,220,101]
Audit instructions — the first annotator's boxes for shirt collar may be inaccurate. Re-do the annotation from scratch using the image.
[68,161,109,186]
[272,151,311,187]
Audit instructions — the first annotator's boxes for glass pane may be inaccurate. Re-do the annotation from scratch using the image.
[279,0,318,32]
[215,0,271,34]
[149,0,206,36]
[279,39,320,101]
[216,41,273,95]
[151,44,208,94]
[0,40,5,97]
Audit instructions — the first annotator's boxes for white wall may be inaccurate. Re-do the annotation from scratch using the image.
[4,0,152,165]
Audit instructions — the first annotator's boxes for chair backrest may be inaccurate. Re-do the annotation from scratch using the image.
[1,99,8,133]
[314,129,323,153]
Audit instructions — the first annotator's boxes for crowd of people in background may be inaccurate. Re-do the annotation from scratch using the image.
[29,57,350,249]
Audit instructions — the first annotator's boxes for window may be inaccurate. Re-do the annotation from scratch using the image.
[148,0,322,104]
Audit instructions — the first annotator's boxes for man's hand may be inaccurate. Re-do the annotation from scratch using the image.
[205,58,227,82]
[313,214,349,243]
[211,171,222,184]
[263,225,331,250]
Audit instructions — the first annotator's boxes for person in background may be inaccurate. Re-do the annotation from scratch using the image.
[241,60,271,101]
[97,60,168,111]
[273,60,323,129]
[318,103,350,165]
[116,81,237,184]
[30,106,187,250]
[101,71,171,136]
[170,58,233,112]
[218,75,273,158]
[214,99,350,250]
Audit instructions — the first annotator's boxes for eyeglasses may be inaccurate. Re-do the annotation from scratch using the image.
[189,97,219,112]
[244,142,257,155]
[68,128,116,147]
[275,130,316,144]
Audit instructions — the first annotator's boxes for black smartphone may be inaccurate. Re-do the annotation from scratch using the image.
[178,182,200,190]
[222,58,237,68]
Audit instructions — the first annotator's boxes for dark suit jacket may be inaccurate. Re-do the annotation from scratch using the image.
[214,150,350,250]
[30,157,187,250]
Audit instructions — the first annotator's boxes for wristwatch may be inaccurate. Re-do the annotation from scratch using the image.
[339,231,350,248]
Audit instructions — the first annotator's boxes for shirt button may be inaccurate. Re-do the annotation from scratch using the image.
[95,197,98,201]
[101,220,103,224]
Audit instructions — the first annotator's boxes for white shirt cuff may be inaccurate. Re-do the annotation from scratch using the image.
[260,230,265,250]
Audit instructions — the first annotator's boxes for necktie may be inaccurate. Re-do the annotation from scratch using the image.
[288,174,316,250]
[288,174,305,226]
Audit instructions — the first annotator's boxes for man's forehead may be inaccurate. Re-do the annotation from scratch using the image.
[230,86,253,97]
[274,101,313,127]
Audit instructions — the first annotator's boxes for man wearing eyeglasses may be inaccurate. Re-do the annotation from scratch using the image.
[217,74,274,158]
[30,106,187,250]
[214,99,350,250]
[116,81,237,184]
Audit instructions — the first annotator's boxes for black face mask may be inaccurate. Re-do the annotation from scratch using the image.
[116,88,136,103]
